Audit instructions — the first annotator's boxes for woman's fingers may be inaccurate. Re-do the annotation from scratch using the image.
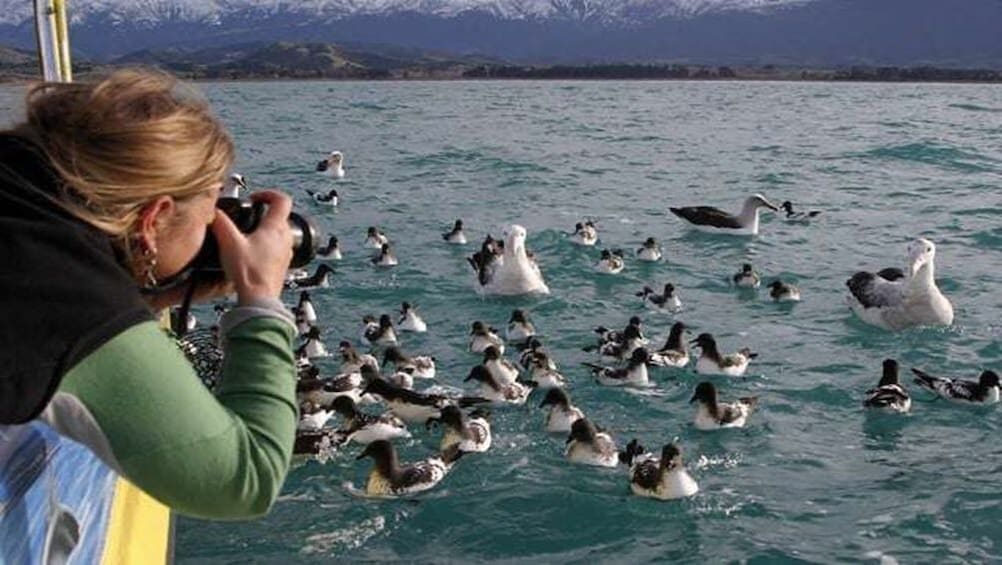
[212,192,293,304]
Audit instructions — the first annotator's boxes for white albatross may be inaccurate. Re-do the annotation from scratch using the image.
[845,238,954,331]
[476,224,549,295]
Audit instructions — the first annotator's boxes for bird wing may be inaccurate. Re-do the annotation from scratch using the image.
[669,206,742,228]
[847,271,906,309]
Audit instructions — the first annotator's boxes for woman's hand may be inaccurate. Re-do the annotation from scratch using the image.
[212,190,294,305]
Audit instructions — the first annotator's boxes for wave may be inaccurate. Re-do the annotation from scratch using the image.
[853,142,998,173]
[948,103,1002,113]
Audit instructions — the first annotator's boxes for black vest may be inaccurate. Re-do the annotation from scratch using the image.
[0,135,152,424]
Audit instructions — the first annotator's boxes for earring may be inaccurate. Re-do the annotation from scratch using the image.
[142,245,159,287]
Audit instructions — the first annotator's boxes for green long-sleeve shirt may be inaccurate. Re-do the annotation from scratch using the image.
[41,311,298,520]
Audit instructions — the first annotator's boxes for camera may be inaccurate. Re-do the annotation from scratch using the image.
[192,196,320,273]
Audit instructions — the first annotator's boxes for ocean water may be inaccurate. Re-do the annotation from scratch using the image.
[3,80,1002,563]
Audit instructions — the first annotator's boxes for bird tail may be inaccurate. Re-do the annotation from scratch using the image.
[580,362,604,371]
[457,396,492,408]
[619,438,645,465]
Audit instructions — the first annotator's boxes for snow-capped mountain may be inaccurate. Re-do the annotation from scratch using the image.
[0,0,811,27]
[2,0,1001,68]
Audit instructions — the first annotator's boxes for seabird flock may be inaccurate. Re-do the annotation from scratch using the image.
[179,153,993,504]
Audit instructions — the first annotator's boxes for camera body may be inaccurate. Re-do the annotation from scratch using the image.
[193,197,320,272]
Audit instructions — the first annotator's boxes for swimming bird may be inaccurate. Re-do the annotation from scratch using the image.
[846,238,954,330]
[636,237,663,262]
[317,235,343,260]
[597,324,647,361]
[296,327,330,359]
[539,388,585,433]
[284,264,334,290]
[519,338,558,371]
[768,280,801,302]
[506,309,536,342]
[595,249,625,274]
[637,283,682,312]
[564,418,635,468]
[585,316,648,355]
[296,372,364,407]
[355,440,463,497]
[363,226,389,249]
[296,291,318,327]
[912,368,1000,405]
[585,348,652,387]
[569,221,599,246]
[331,396,411,444]
[692,333,757,376]
[629,443,699,500]
[689,381,758,430]
[294,428,347,458]
[669,194,779,236]
[442,219,468,245]
[362,314,398,347]
[382,346,436,380]
[482,345,520,385]
[469,321,505,354]
[733,263,761,288]
[307,188,339,206]
[863,359,911,413]
[476,224,550,295]
[434,405,492,453]
[339,340,378,374]
[467,235,504,286]
[464,365,533,405]
[527,350,566,388]
[780,201,821,221]
[221,173,247,199]
[298,400,334,431]
[316,150,345,178]
[397,302,427,333]
[362,376,488,424]
[371,243,399,267]
[649,322,690,368]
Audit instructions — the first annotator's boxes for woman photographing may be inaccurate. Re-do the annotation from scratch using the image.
[0,69,298,519]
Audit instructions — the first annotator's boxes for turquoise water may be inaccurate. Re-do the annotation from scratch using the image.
[4,80,1002,563]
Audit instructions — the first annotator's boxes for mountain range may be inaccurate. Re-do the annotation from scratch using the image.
[1,0,1000,68]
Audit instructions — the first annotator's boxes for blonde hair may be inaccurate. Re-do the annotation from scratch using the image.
[10,68,234,263]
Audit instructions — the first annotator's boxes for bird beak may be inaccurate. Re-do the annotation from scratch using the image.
[689,338,700,345]
[564,435,573,445]
[908,255,924,277]
[688,394,698,404]
[464,374,474,382]
[355,450,368,460]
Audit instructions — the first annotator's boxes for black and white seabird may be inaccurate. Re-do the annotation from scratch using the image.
[382,346,436,380]
[733,263,761,288]
[284,264,334,290]
[538,388,585,433]
[317,235,343,260]
[362,376,488,424]
[482,345,520,386]
[222,173,247,199]
[912,368,1000,405]
[669,194,779,236]
[338,340,378,374]
[442,219,467,245]
[467,234,503,287]
[315,150,345,178]
[595,249,625,274]
[433,405,492,453]
[371,243,398,267]
[863,359,911,413]
[296,291,318,326]
[397,302,427,333]
[846,238,954,330]
[584,347,652,387]
[330,396,410,444]
[768,280,801,302]
[629,443,699,500]
[780,201,821,221]
[689,381,758,430]
[469,321,505,354]
[355,440,462,497]
[569,221,598,246]
[464,365,533,405]
[296,326,330,359]
[473,224,550,295]
[362,314,398,347]
[649,322,690,368]
[506,309,536,342]
[636,237,663,262]
[637,283,682,312]
[596,324,647,361]
[363,226,389,249]
[692,333,757,376]
[307,188,339,206]
[564,418,636,468]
